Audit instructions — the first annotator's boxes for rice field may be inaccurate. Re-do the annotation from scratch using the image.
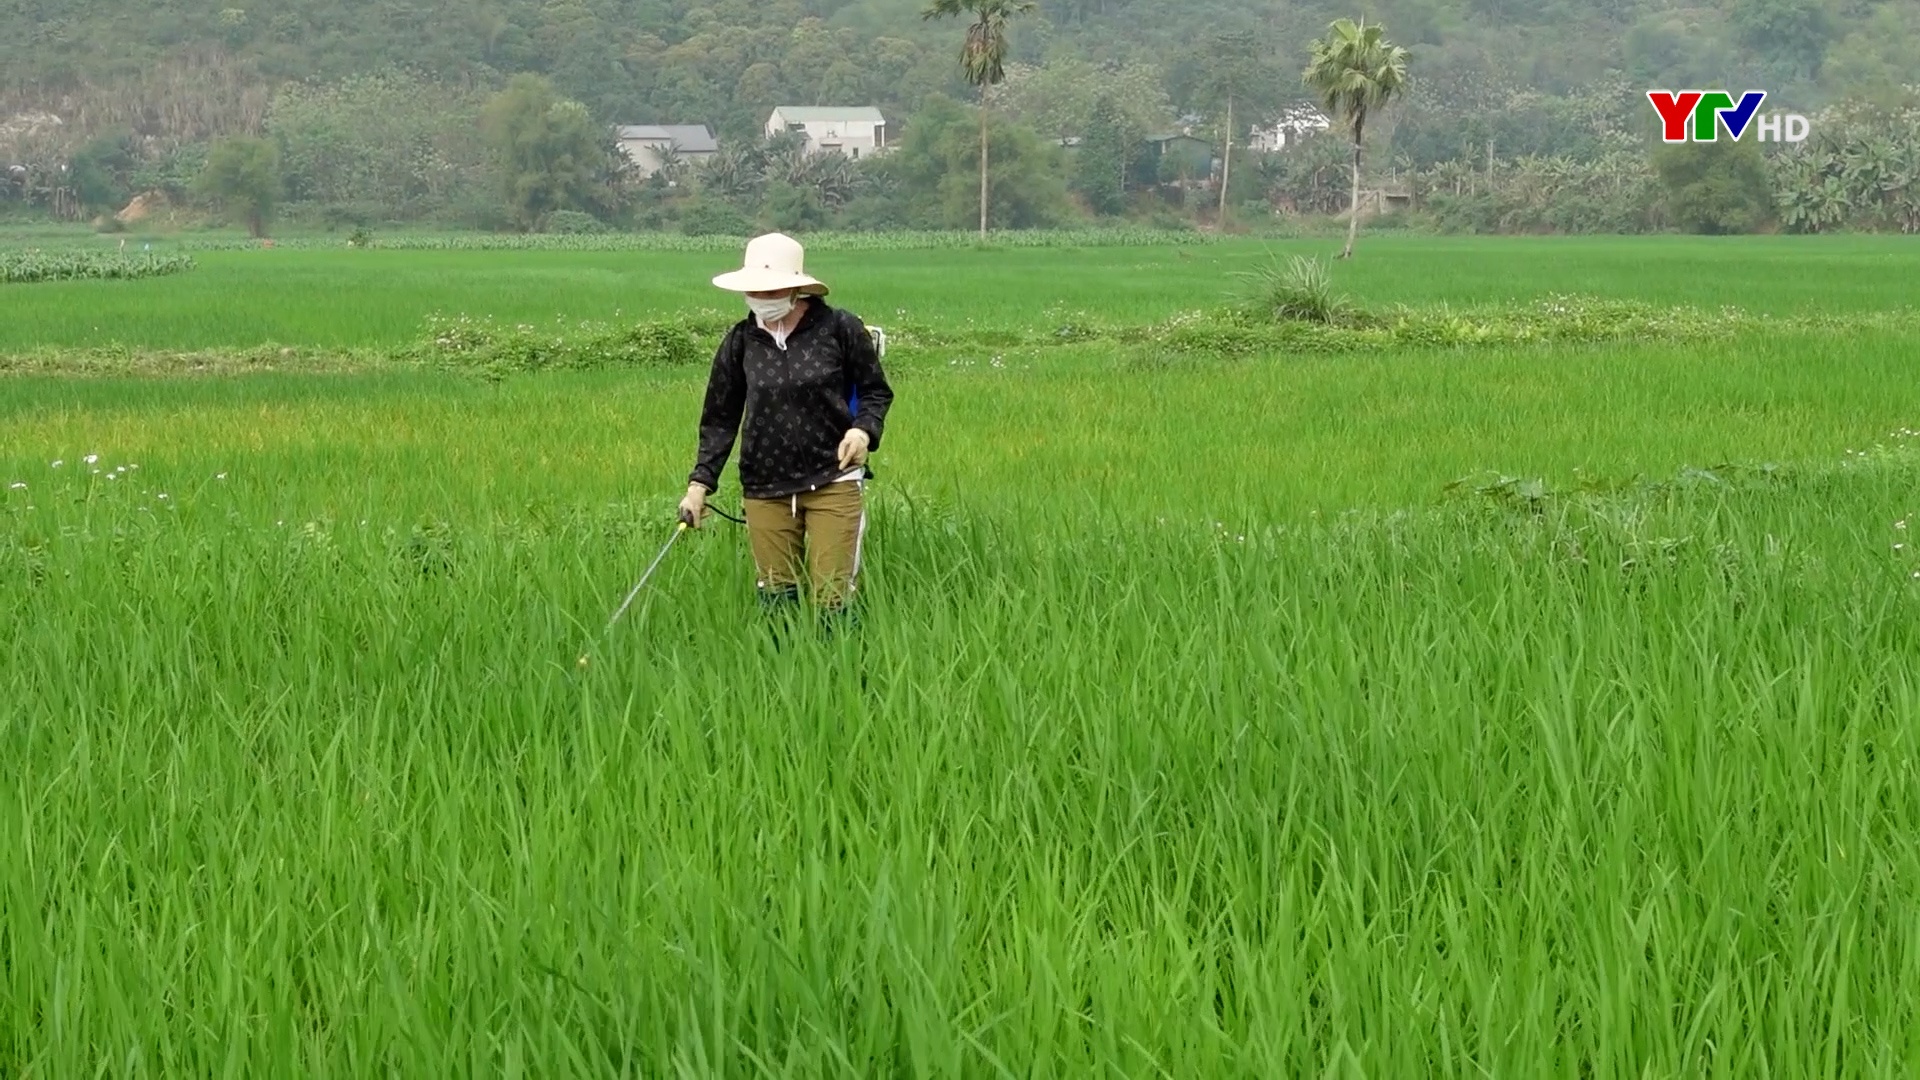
[4,234,1920,1075]
[3,233,1918,352]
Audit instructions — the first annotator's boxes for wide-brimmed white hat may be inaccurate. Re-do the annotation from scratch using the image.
[711,233,828,295]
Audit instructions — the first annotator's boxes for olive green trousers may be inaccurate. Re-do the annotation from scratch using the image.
[742,480,867,610]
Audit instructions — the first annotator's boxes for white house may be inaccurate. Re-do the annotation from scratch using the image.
[765,107,888,159]
[615,125,720,179]
[1248,104,1332,153]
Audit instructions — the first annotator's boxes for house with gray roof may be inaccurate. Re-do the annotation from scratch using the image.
[765,107,888,159]
[615,124,720,179]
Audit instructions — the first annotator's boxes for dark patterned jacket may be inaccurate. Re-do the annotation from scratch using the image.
[688,298,894,500]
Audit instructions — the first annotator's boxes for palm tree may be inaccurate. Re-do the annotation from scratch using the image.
[923,0,1036,239]
[1302,18,1409,258]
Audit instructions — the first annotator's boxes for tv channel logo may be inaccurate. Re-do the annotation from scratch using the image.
[1646,91,1809,143]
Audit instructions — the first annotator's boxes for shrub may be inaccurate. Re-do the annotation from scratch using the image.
[677,199,754,237]
[542,209,609,234]
[1655,138,1775,235]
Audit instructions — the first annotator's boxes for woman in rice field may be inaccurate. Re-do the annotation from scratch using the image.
[679,232,894,637]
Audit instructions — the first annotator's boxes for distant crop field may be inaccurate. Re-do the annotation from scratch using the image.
[2,234,1917,352]
[4,235,1920,1074]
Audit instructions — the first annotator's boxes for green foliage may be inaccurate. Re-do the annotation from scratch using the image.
[406,311,732,380]
[541,209,608,235]
[684,135,867,228]
[1821,3,1920,100]
[1655,138,1775,235]
[267,72,490,223]
[480,74,612,232]
[1073,98,1129,216]
[1235,253,1356,324]
[870,96,1074,230]
[5,0,1920,238]
[990,56,1174,149]
[760,180,831,232]
[1731,0,1833,78]
[1128,293,1854,358]
[922,0,1039,91]
[194,138,282,238]
[1772,93,1920,234]
[69,132,138,213]
[130,144,210,204]
[1303,18,1411,138]
[676,198,755,238]
[0,250,196,284]
[1417,151,1660,234]
[1394,79,1644,173]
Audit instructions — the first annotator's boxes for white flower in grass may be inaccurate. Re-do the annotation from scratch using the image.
[84,454,99,465]
[106,473,117,481]
[50,460,63,468]
[1898,520,1909,531]
[157,493,170,501]
[215,473,228,481]
[8,482,24,490]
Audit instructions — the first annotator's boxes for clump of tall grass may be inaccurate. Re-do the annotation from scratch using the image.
[1234,252,1361,325]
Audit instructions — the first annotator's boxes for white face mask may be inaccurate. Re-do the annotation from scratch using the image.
[746,294,796,324]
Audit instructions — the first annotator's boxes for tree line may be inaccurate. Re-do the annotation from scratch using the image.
[2,0,1917,236]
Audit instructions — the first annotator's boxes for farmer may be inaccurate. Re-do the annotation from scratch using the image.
[679,233,894,631]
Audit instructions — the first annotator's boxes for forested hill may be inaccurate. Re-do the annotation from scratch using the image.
[4,0,1913,143]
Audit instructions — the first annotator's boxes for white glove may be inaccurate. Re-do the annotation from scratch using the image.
[837,428,871,471]
[678,483,708,528]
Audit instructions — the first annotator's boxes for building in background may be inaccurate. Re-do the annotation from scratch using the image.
[615,125,720,179]
[765,107,888,159]
[1248,104,1333,153]
[1143,130,1217,187]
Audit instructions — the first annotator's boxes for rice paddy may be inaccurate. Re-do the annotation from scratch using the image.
[4,233,1919,1075]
